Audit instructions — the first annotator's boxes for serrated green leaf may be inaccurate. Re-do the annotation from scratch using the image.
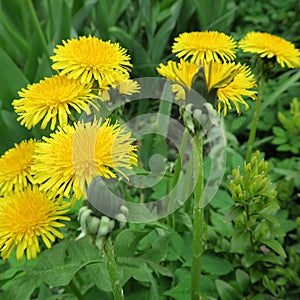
[30,237,101,286]
[164,274,190,300]
[84,263,112,292]
[141,234,170,263]
[114,229,146,257]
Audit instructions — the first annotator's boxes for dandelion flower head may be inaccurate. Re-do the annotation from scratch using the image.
[172,31,237,63]
[51,36,132,87]
[239,32,300,69]
[157,59,256,115]
[32,119,137,201]
[13,75,94,130]
[0,139,36,194]
[0,186,70,260]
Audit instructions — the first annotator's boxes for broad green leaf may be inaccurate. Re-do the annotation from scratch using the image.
[273,126,286,137]
[2,273,41,300]
[140,234,170,263]
[210,189,234,211]
[210,210,233,237]
[166,230,185,261]
[230,229,250,253]
[114,229,146,257]
[84,263,112,292]
[30,237,101,286]
[235,269,250,293]
[164,274,217,299]
[215,279,242,300]
[261,239,287,258]
[244,252,263,268]
[202,254,233,276]
[164,274,190,300]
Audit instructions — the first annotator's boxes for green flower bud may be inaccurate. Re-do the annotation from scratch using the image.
[87,216,101,235]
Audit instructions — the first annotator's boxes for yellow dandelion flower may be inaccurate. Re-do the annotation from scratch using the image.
[13,75,94,130]
[239,32,300,69]
[32,119,137,201]
[0,139,36,194]
[156,59,198,87]
[172,31,237,63]
[0,186,70,260]
[216,64,257,115]
[51,36,132,86]
[157,59,257,115]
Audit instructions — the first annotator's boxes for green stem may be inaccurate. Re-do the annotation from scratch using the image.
[103,237,124,300]
[246,75,265,162]
[26,0,50,59]
[191,133,204,300]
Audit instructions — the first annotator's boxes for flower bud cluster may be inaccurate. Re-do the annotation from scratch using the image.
[77,204,129,249]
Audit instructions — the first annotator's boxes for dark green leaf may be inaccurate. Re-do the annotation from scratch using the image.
[235,269,250,293]
[261,239,287,258]
[230,229,250,253]
[0,109,31,155]
[202,254,233,276]
[114,229,146,257]
[2,273,41,300]
[224,205,243,222]
[30,237,101,286]
[210,210,233,237]
[0,48,29,110]
[215,279,242,300]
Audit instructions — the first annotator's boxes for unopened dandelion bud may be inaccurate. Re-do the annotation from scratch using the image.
[87,216,101,235]
[115,213,127,228]
[119,205,129,218]
[107,220,116,232]
[78,207,93,233]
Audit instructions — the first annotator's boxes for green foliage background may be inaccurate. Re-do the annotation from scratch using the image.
[0,0,299,299]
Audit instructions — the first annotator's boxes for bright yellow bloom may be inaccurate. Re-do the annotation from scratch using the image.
[216,63,257,115]
[172,31,237,63]
[156,59,198,87]
[0,139,36,194]
[239,32,300,69]
[51,36,132,86]
[0,186,70,260]
[157,59,257,115]
[13,75,94,130]
[32,119,137,201]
